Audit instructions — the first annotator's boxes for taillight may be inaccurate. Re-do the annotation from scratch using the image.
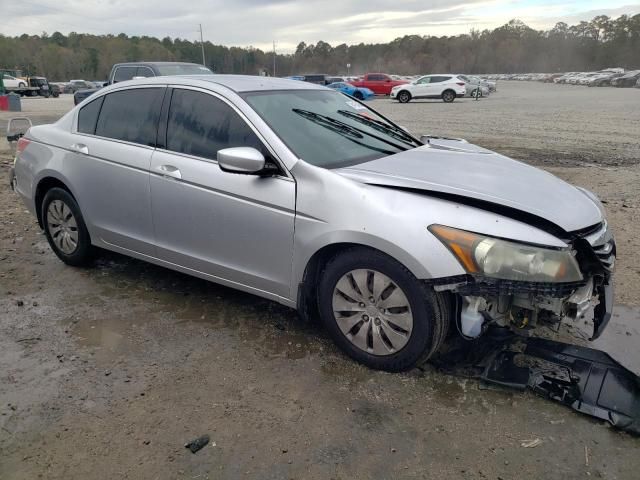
[456,82,466,86]
[16,137,30,155]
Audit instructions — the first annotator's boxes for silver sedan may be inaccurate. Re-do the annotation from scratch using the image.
[12,75,615,371]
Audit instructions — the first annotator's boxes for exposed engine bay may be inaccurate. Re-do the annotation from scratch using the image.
[431,221,615,341]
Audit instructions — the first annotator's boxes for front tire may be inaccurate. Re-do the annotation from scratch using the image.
[318,247,449,372]
[442,90,456,103]
[42,187,95,267]
[397,90,411,103]
[353,90,364,100]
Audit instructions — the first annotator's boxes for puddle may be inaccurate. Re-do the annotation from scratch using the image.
[64,251,325,361]
[61,252,640,376]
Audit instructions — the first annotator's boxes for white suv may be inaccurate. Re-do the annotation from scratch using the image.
[390,75,467,103]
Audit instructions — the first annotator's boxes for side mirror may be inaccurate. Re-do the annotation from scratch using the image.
[217,147,266,174]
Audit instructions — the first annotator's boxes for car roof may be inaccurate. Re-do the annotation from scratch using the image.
[113,61,205,67]
[105,74,327,93]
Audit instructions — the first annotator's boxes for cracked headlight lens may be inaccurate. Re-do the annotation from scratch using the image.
[429,224,583,283]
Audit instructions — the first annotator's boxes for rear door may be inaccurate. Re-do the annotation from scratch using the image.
[149,87,296,298]
[427,76,451,96]
[69,86,165,255]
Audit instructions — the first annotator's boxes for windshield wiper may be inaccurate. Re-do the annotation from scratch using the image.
[337,110,421,147]
[292,109,397,156]
[293,109,409,152]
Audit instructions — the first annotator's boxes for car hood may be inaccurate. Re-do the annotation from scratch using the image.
[336,141,602,233]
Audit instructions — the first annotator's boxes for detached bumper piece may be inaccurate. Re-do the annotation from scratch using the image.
[433,333,640,435]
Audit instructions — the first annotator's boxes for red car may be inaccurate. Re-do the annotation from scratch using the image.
[349,73,408,95]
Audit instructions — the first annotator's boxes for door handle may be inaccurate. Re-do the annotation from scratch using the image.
[70,143,89,155]
[155,164,182,180]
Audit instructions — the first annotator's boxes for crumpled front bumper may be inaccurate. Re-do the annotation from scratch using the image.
[592,279,613,339]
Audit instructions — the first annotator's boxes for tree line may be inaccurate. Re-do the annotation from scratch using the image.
[0,14,638,81]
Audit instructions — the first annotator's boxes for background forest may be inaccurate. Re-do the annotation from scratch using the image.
[0,14,638,81]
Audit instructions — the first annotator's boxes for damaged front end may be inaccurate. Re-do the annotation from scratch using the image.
[430,221,615,341]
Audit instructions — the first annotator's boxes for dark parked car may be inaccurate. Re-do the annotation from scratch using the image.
[73,61,214,104]
[49,83,62,97]
[611,71,640,87]
[589,73,624,87]
[299,74,329,85]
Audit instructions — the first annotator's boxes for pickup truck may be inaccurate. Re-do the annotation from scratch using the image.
[73,61,214,104]
[349,73,408,95]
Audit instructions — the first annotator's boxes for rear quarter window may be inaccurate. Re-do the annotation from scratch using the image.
[77,96,105,135]
[95,88,164,146]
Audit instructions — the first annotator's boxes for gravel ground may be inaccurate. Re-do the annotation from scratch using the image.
[1,84,639,479]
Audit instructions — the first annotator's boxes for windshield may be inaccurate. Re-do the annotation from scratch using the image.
[242,90,421,168]
[155,65,214,75]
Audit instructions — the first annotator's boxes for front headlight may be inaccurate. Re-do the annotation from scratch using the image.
[429,225,583,283]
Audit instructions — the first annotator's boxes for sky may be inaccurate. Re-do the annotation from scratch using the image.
[2,0,639,52]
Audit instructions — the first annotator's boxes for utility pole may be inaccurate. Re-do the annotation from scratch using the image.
[272,40,276,77]
[199,24,206,67]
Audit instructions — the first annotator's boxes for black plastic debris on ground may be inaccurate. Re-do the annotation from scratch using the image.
[185,434,210,454]
[432,329,640,435]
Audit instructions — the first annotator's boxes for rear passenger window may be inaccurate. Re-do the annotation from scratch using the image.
[77,96,104,134]
[166,89,267,161]
[95,88,164,146]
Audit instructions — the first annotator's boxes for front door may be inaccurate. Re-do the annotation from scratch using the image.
[149,88,296,299]
[412,76,432,98]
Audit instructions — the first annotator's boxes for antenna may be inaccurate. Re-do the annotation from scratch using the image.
[199,24,206,67]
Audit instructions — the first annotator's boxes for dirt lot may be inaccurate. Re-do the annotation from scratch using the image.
[1,84,639,479]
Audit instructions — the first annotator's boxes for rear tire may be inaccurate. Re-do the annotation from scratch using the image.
[317,247,449,372]
[397,90,411,103]
[18,82,26,88]
[442,90,456,103]
[41,187,95,267]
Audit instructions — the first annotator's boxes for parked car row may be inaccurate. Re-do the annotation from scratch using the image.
[484,68,640,88]
[288,72,496,103]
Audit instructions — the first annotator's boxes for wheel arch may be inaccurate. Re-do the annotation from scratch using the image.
[294,239,430,322]
[34,176,76,229]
